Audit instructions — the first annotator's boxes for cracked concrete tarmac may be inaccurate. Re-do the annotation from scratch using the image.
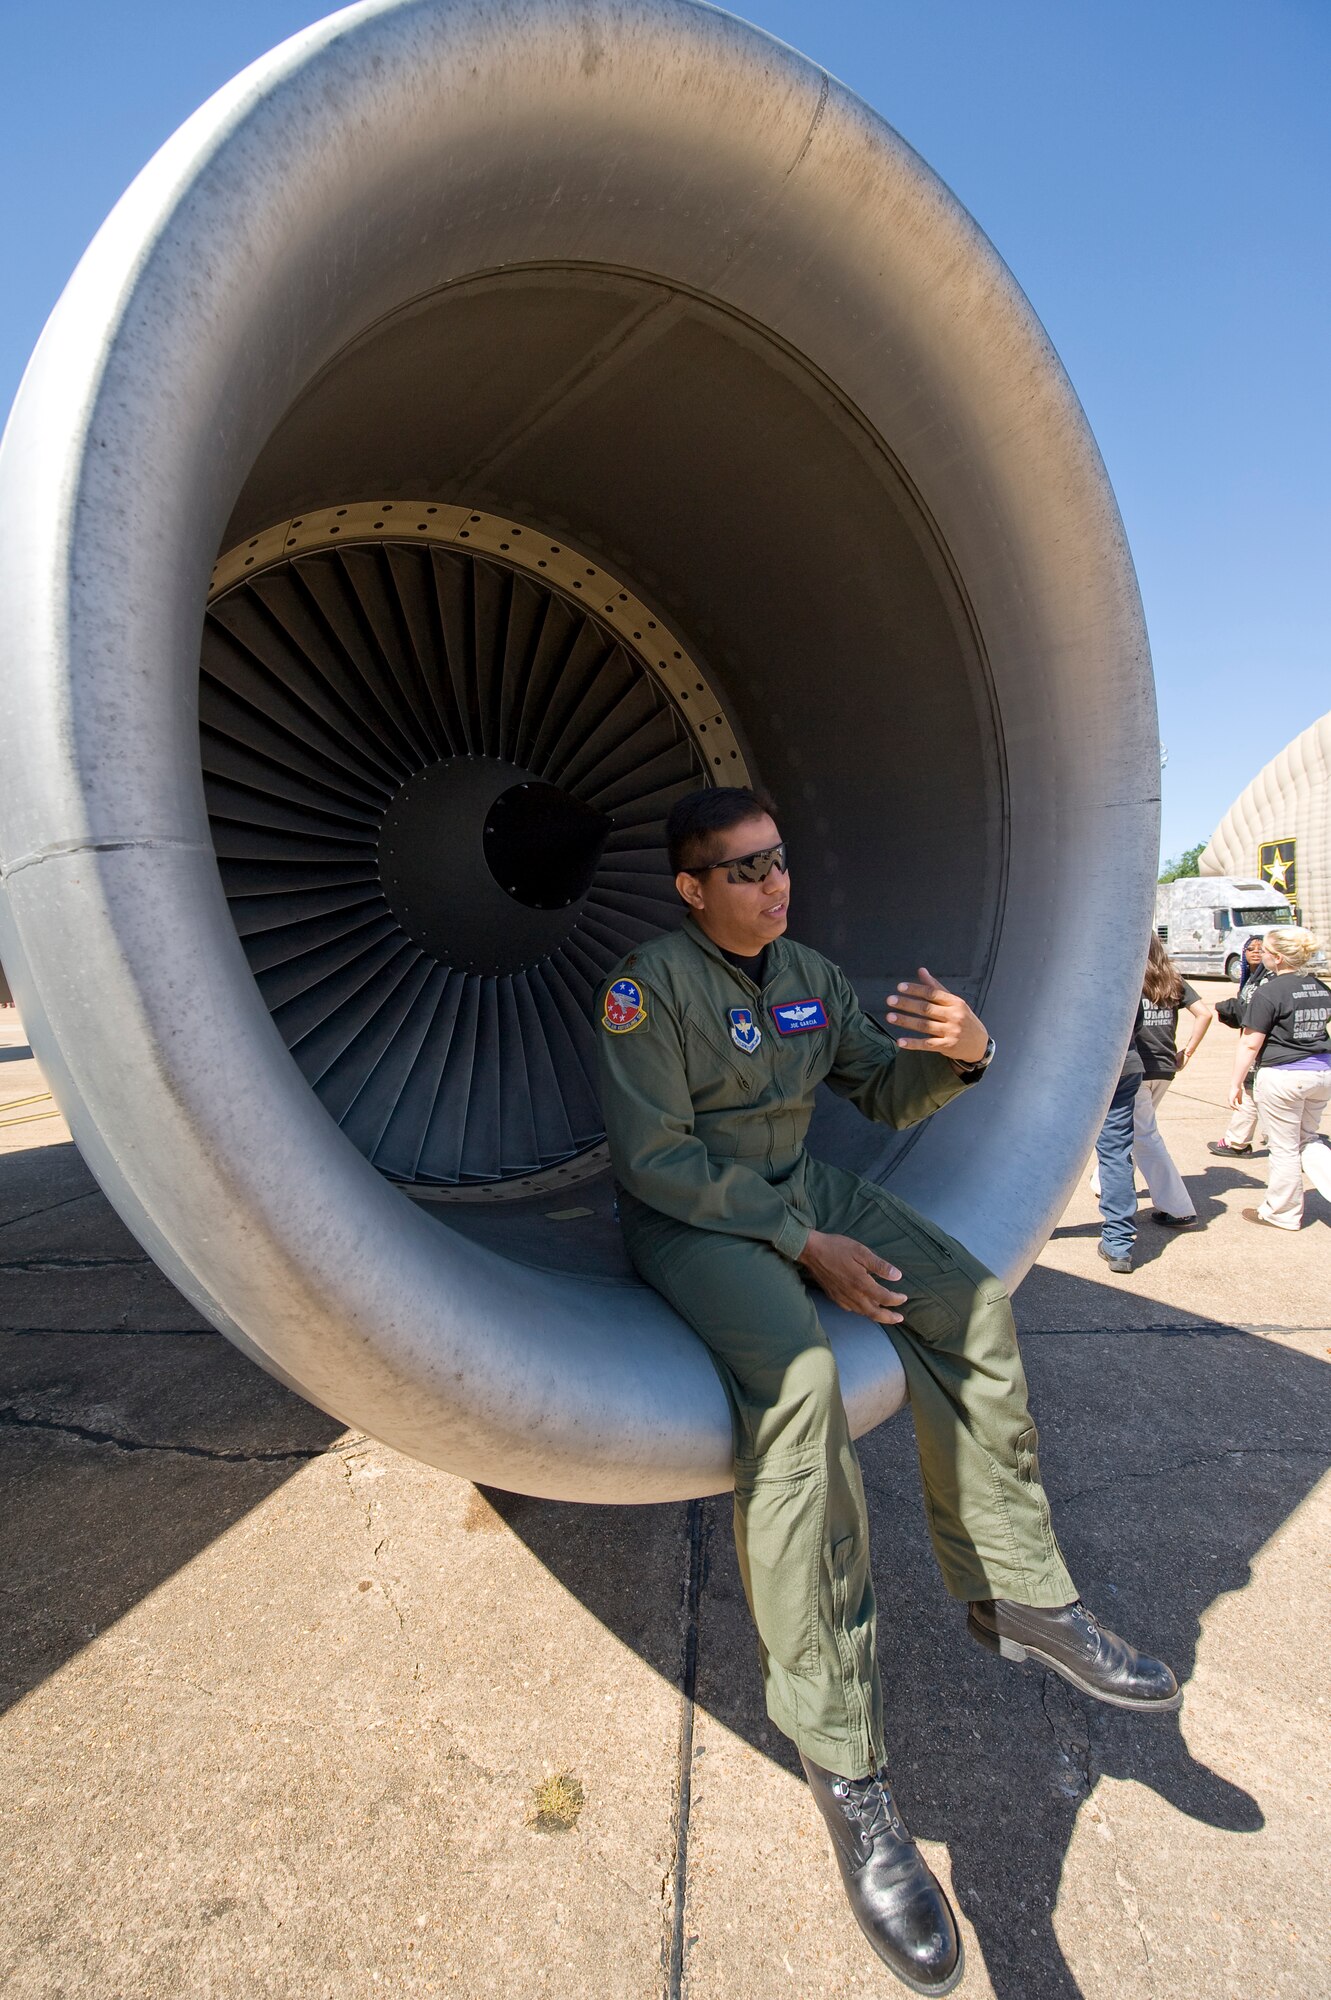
[0,994,1328,1998]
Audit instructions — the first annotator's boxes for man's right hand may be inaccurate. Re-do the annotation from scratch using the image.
[796,1230,907,1325]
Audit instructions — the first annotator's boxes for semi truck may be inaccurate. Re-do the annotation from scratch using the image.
[1154,876,1294,980]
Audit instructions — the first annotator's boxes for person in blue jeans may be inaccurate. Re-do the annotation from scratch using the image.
[1096,1040,1144,1272]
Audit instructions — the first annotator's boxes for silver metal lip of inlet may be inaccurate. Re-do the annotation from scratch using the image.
[0,0,1157,1501]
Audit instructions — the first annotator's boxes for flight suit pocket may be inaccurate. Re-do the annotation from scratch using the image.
[682,1008,756,1107]
[849,1184,964,1344]
[1015,1425,1041,1486]
[734,1448,825,1676]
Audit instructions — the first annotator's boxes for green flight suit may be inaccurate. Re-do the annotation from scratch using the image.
[595,918,1075,1781]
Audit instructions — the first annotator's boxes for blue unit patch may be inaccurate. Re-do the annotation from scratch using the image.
[602,977,647,1034]
[728,1007,762,1055]
[771,997,828,1035]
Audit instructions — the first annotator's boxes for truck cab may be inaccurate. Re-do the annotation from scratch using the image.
[1154,877,1293,980]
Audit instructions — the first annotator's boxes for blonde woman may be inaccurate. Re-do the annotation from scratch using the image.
[1230,928,1331,1229]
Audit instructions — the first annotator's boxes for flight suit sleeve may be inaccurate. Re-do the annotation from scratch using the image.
[823,965,976,1128]
[596,981,812,1261]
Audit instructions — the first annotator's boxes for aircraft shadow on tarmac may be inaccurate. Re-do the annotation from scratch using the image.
[478,1255,1328,2000]
[0,1144,344,1726]
[3,1144,1329,1999]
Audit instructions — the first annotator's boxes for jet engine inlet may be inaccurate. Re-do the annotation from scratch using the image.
[0,0,1159,1501]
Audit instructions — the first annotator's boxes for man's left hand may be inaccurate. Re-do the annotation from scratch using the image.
[886,967,989,1067]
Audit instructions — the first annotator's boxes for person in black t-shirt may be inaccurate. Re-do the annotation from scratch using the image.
[1229,928,1331,1230]
[1091,935,1211,1240]
[1132,937,1211,1225]
[1209,936,1270,1155]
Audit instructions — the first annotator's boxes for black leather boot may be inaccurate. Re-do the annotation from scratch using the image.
[968,1598,1182,1710]
[799,1753,963,1994]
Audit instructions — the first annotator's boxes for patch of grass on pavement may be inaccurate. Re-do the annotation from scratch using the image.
[528,1771,585,1833]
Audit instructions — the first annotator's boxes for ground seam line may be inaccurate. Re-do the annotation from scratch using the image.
[665,1497,707,2000]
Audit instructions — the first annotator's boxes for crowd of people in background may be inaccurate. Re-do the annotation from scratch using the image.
[1094,925,1331,1273]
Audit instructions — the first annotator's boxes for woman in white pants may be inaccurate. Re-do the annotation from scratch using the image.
[1091,935,1211,1225]
[1209,935,1269,1155]
[1231,928,1331,1231]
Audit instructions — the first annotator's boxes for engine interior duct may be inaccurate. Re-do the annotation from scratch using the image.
[202,504,739,1195]
[0,0,1159,1501]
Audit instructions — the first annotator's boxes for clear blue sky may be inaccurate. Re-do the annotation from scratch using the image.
[3,1,1327,866]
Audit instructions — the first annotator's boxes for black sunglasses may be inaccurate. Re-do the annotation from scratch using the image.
[690,841,788,885]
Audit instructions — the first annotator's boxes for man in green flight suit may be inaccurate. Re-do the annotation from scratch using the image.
[596,787,1180,1996]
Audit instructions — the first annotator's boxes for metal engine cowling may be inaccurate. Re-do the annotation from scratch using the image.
[0,0,1157,1500]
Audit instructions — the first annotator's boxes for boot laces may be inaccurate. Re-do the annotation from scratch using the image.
[832,1769,903,1843]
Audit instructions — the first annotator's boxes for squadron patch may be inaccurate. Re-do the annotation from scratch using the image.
[602,977,647,1034]
[771,997,829,1035]
[728,1006,762,1055]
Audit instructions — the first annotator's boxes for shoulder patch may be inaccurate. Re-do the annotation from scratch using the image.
[602,977,647,1034]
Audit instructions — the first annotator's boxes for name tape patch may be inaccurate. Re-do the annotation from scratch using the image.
[771,997,828,1035]
[602,977,647,1034]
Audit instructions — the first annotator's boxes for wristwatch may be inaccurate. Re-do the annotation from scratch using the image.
[951,1035,995,1080]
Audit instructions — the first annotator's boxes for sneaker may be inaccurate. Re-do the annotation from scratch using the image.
[1207,1140,1251,1156]
[1151,1211,1197,1227]
[1097,1242,1132,1275]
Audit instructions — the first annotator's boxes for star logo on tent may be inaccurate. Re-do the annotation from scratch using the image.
[1259,838,1296,900]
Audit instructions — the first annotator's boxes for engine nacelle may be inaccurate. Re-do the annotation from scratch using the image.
[0,0,1157,1500]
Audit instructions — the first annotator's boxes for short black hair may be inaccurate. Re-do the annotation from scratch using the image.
[666,786,778,875]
